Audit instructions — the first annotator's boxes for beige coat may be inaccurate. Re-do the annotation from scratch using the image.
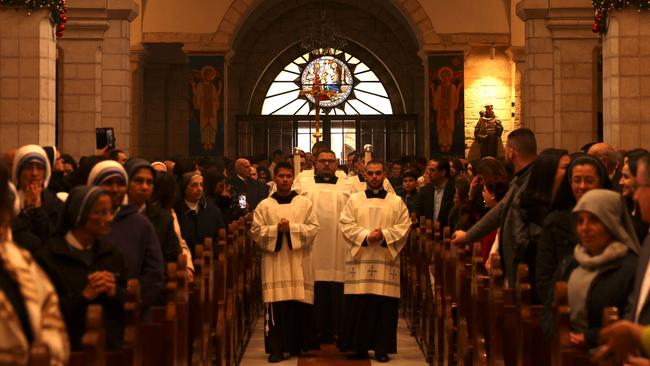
[0,233,69,366]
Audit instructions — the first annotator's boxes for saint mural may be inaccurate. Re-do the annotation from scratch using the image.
[428,54,465,157]
[191,65,223,152]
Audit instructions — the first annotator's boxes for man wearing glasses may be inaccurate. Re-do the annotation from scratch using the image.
[293,149,352,344]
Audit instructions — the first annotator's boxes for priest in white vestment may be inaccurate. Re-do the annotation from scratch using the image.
[293,149,352,343]
[250,162,320,362]
[348,154,396,194]
[338,159,411,362]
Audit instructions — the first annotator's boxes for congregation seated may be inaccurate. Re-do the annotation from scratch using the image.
[37,186,127,351]
[543,189,639,349]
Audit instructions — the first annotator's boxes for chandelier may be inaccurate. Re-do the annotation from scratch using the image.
[300,11,348,56]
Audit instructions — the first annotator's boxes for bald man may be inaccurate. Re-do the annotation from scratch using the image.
[229,157,269,220]
[588,142,622,192]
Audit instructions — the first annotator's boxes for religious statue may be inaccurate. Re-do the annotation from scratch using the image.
[474,104,503,158]
[432,67,460,153]
[191,65,223,151]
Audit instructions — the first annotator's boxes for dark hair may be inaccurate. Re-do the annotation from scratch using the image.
[627,149,649,176]
[203,167,226,200]
[272,150,283,157]
[316,149,336,159]
[347,150,357,158]
[61,153,77,169]
[108,149,125,161]
[402,171,418,181]
[273,162,294,176]
[454,176,470,204]
[68,156,107,188]
[450,157,464,175]
[152,172,177,210]
[477,157,509,201]
[0,161,12,227]
[638,154,650,182]
[580,142,597,154]
[256,166,271,182]
[507,128,537,156]
[366,159,386,171]
[430,157,450,178]
[550,153,612,210]
[521,148,568,221]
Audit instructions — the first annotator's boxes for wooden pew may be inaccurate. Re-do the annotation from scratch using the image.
[515,264,549,366]
[28,342,50,366]
[142,263,178,366]
[69,304,106,366]
[175,255,190,366]
[188,244,207,365]
[105,279,140,366]
[552,281,593,366]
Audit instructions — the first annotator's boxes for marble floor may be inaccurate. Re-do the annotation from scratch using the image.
[239,317,428,366]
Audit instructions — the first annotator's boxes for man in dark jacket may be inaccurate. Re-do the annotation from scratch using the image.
[87,160,164,308]
[229,157,269,219]
[452,128,538,285]
[124,158,181,264]
[415,157,455,229]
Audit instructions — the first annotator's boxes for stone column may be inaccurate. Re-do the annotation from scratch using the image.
[130,46,145,157]
[602,9,650,149]
[0,9,56,151]
[56,0,136,159]
[56,1,107,158]
[517,0,599,151]
[103,0,137,155]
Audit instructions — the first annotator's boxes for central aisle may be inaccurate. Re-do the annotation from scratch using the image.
[240,317,427,366]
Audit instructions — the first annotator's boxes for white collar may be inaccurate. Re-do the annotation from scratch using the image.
[65,231,92,251]
[185,199,200,212]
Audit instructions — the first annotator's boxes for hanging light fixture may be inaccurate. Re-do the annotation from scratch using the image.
[300,10,348,56]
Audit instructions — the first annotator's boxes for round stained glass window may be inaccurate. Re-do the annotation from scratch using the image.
[300,56,353,108]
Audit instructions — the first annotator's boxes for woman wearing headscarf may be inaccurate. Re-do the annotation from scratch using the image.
[536,154,612,305]
[36,186,127,351]
[174,172,225,254]
[10,145,65,252]
[542,189,639,350]
[0,161,69,365]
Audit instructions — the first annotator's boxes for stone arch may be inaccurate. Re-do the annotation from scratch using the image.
[214,0,438,51]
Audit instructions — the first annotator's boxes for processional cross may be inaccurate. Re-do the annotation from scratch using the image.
[299,76,337,142]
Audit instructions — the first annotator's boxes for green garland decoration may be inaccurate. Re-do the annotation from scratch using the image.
[592,0,650,34]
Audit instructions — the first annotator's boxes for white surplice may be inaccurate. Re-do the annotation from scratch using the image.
[339,190,411,298]
[250,194,320,304]
[293,174,352,283]
[348,175,395,194]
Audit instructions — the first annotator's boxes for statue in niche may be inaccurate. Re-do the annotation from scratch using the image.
[474,104,503,158]
[432,67,459,153]
[191,65,222,151]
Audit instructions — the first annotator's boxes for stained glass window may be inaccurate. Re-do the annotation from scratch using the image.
[261,50,392,115]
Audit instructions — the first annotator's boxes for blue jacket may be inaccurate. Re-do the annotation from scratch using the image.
[101,204,164,308]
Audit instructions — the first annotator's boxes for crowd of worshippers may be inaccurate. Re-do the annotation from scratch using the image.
[4,128,650,364]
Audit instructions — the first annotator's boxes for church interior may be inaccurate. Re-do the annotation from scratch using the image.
[2,0,650,365]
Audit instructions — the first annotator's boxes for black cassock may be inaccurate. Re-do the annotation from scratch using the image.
[265,300,319,355]
[337,294,399,354]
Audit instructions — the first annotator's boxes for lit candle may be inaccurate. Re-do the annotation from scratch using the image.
[293,147,302,176]
[363,144,373,166]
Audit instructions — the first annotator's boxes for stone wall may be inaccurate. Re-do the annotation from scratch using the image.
[517,0,599,152]
[0,9,56,151]
[602,8,650,149]
[463,48,517,154]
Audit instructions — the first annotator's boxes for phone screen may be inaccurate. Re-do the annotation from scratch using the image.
[238,194,247,210]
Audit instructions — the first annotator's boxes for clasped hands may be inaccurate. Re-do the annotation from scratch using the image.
[277,219,290,233]
[22,181,43,209]
[367,229,384,244]
[82,271,117,300]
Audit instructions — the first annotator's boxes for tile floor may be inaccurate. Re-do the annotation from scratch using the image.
[239,317,428,366]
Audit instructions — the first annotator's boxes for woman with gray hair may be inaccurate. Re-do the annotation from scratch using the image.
[542,189,639,350]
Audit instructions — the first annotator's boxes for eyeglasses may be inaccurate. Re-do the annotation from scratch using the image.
[317,159,338,165]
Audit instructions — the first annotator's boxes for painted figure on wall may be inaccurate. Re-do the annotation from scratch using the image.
[428,54,464,157]
[191,65,223,151]
[432,67,459,153]
[473,104,503,158]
